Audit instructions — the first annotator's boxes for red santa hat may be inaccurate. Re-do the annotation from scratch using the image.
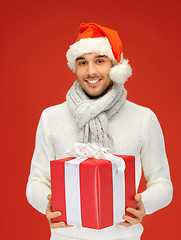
[66,23,132,84]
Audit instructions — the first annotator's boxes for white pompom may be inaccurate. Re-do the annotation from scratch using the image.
[109,59,132,84]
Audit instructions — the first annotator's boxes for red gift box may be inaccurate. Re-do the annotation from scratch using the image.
[50,154,136,229]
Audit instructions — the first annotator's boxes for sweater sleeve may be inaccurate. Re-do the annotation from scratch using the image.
[26,109,55,214]
[140,109,173,214]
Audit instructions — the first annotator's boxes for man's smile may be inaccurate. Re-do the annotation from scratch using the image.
[86,78,102,86]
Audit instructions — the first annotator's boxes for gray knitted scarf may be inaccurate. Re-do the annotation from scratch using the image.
[66,80,127,151]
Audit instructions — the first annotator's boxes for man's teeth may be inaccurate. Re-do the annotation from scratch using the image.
[87,79,100,83]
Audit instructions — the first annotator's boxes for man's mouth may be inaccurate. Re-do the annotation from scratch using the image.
[86,78,102,86]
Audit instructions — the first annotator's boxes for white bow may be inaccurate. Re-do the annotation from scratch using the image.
[66,143,125,173]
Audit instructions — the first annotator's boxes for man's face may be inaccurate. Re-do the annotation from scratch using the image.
[75,53,113,98]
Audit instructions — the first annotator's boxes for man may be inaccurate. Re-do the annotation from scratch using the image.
[26,23,173,240]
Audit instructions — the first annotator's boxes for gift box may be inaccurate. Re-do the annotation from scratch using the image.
[50,144,136,229]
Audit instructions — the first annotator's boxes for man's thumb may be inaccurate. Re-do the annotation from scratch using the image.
[134,193,142,202]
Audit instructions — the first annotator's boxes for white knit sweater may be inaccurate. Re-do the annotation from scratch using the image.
[26,100,173,240]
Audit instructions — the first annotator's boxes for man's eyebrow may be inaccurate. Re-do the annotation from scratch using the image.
[76,55,108,61]
[95,55,107,58]
[76,57,85,61]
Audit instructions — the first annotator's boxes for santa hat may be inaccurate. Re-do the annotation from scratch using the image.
[66,23,132,84]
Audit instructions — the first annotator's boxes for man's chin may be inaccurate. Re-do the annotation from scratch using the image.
[84,91,101,99]
[83,88,110,99]
[81,81,113,99]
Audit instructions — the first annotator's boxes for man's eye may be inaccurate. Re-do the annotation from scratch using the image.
[79,62,86,65]
[97,60,104,64]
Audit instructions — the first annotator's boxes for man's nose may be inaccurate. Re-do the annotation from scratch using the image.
[87,62,97,76]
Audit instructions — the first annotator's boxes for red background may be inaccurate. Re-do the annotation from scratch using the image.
[1,0,180,239]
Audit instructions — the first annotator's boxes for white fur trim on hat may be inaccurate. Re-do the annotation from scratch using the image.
[66,37,116,72]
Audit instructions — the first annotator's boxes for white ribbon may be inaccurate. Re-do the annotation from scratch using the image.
[66,143,126,173]
[65,143,126,227]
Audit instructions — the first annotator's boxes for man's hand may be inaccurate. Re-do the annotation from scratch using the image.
[119,193,146,227]
[46,194,73,228]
